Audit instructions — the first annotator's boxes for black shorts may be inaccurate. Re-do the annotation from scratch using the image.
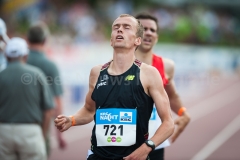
[87,153,150,160]
[87,154,123,160]
[148,148,164,160]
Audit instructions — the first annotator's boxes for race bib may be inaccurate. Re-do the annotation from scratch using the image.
[149,107,159,138]
[95,108,137,146]
[149,105,170,149]
[150,107,157,120]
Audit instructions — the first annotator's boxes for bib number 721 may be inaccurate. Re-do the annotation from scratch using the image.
[103,125,123,136]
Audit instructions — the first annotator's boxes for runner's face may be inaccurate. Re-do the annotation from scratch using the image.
[138,19,158,52]
[111,17,140,50]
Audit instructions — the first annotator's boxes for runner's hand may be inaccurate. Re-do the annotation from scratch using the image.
[54,115,72,132]
[171,112,190,143]
[123,143,151,160]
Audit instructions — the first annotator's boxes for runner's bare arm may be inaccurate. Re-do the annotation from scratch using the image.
[163,58,183,113]
[144,64,174,146]
[163,58,190,143]
[54,65,101,132]
[73,65,101,124]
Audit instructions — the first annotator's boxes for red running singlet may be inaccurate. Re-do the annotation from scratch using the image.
[152,54,168,87]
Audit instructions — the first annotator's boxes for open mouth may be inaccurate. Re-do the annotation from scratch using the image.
[116,35,124,40]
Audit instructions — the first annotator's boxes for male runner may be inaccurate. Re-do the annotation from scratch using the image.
[135,13,191,160]
[55,14,174,160]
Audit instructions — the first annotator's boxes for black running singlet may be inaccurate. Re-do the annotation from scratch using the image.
[91,59,154,159]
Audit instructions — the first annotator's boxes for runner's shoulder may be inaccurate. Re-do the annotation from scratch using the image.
[141,63,161,79]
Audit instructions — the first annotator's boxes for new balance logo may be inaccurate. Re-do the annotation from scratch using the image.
[125,75,135,81]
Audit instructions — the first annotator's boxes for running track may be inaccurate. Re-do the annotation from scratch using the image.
[49,76,240,160]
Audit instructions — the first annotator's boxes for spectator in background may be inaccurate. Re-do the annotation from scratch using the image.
[0,18,9,72]
[0,37,54,160]
[135,13,190,160]
[26,22,67,156]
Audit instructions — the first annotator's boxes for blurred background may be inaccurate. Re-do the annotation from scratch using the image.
[1,0,240,160]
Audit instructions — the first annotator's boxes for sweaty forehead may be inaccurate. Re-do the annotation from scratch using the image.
[113,16,137,27]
